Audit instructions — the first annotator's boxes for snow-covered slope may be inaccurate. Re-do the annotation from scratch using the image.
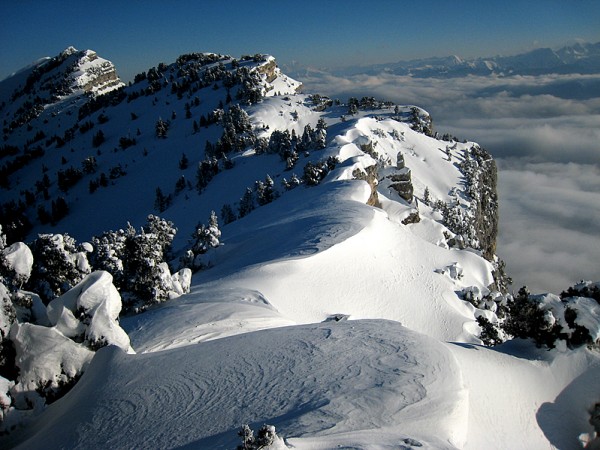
[7,320,600,450]
[5,321,469,449]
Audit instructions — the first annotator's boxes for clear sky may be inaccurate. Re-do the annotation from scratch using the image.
[2,0,600,82]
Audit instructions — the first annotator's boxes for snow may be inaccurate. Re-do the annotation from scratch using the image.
[6,321,468,449]
[1,50,599,449]
[2,243,33,281]
[450,341,600,449]
[8,323,94,410]
[568,297,600,341]
[47,271,132,352]
[122,286,295,353]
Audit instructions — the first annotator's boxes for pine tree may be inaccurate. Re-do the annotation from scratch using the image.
[316,117,327,130]
[303,161,323,186]
[26,234,90,303]
[256,175,275,205]
[299,124,313,151]
[179,153,189,170]
[155,118,170,138]
[238,188,255,218]
[348,97,359,115]
[92,129,105,147]
[314,128,327,149]
[154,187,170,212]
[51,196,69,224]
[191,211,221,256]
[82,156,97,174]
[90,228,132,289]
[120,216,177,308]
[175,175,187,194]
[221,204,236,224]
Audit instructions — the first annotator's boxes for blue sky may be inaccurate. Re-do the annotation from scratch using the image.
[2,0,600,82]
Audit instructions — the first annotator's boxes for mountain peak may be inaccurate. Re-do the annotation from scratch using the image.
[0,47,124,136]
[61,45,79,57]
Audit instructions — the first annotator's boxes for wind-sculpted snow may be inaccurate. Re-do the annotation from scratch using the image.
[9,320,467,449]
[201,179,374,273]
[122,287,295,353]
[193,165,493,341]
[450,341,600,450]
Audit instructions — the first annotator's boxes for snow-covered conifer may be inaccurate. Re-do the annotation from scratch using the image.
[423,186,431,205]
[26,234,91,304]
[155,117,170,138]
[191,211,221,257]
[90,228,129,289]
[256,175,275,205]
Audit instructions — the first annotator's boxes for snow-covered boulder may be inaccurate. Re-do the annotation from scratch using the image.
[0,376,14,423]
[10,290,49,326]
[435,262,464,280]
[0,283,15,339]
[170,268,192,296]
[47,271,131,352]
[2,242,33,286]
[9,322,94,409]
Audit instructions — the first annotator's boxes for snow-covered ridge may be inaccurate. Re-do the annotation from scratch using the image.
[1,48,599,449]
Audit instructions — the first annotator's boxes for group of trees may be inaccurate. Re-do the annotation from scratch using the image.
[0,213,195,313]
[255,121,327,170]
[1,48,289,242]
[431,145,498,261]
[462,279,600,350]
[218,156,338,226]
[89,215,187,311]
[0,146,45,190]
[123,53,266,108]
[0,225,136,422]
[501,284,600,349]
[237,424,282,450]
[347,96,395,116]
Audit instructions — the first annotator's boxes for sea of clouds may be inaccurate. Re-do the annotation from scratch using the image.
[298,69,600,294]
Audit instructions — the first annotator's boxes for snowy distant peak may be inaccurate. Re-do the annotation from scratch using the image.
[60,46,79,57]
[334,40,600,78]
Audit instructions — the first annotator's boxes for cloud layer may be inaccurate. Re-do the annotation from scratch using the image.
[497,160,600,293]
[299,70,600,293]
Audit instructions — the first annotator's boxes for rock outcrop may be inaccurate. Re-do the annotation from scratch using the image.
[386,152,414,202]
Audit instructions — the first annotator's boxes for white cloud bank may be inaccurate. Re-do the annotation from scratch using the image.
[497,160,600,293]
[300,70,600,294]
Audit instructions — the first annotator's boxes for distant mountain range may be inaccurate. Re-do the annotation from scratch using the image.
[317,41,600,78]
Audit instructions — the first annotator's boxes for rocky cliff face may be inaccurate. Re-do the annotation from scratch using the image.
[460,145,498,261]
[70,50,123,95]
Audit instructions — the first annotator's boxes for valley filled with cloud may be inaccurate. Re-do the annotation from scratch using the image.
[299,69,600,293]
